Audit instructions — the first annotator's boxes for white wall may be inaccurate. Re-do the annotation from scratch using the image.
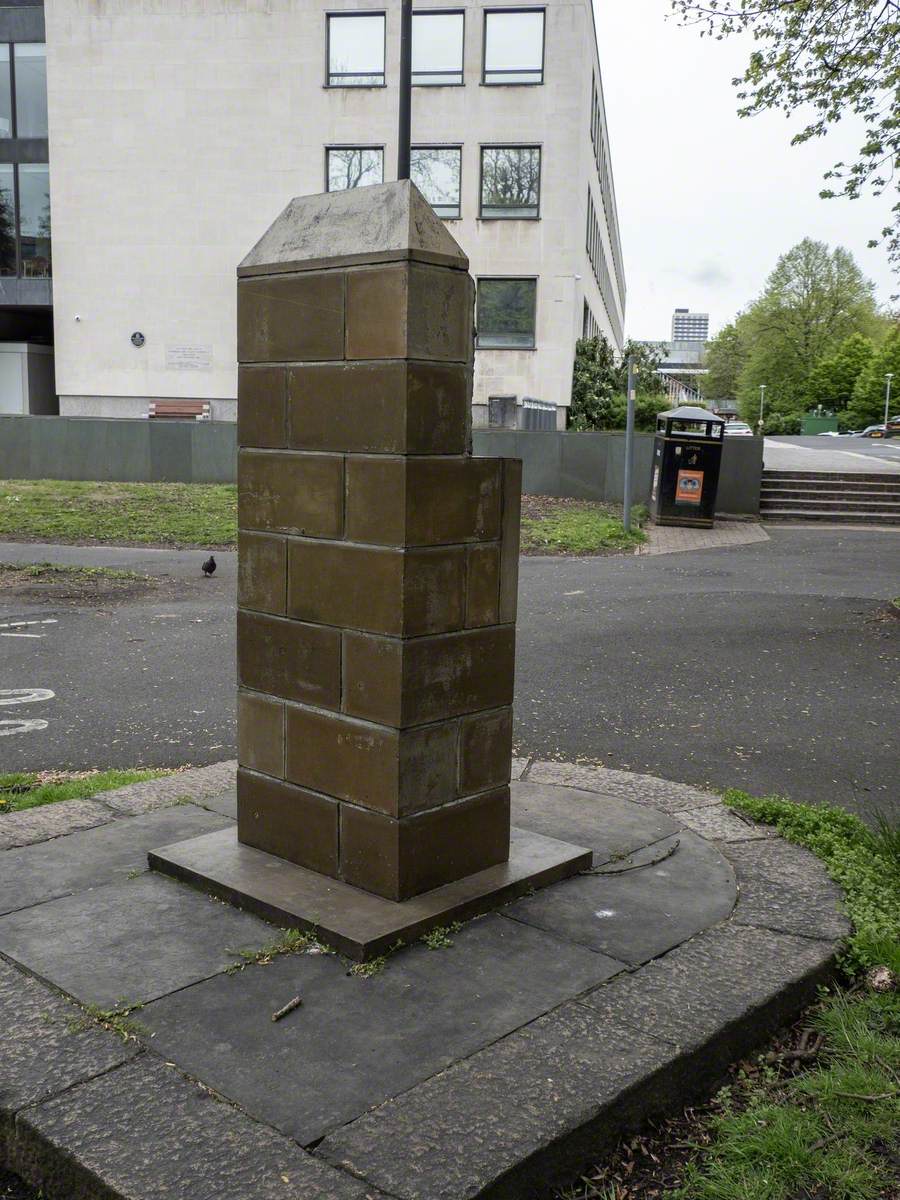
[45,0,622,419]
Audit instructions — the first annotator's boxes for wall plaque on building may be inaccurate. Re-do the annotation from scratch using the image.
[165,344,212,371]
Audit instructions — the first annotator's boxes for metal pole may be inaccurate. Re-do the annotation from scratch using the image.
[397,0,412,180]
[623,355,635,532]
[758,384,766,435]
[884,373,894,433]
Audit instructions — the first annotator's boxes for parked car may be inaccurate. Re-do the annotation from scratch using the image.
[817,430,844,436]
[854,425,889,438]
[724,421,754,437]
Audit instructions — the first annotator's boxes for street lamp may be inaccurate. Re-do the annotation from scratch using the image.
[885,373,894,436]
[757,384,766,435]
[397,0,412,179]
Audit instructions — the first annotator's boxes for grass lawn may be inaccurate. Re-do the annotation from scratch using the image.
[560,793,900,1200]
[0,768,170,814]
[521,496,647,555]
[0,480,237,547]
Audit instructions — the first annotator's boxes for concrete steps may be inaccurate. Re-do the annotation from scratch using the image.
[760,470,900,525]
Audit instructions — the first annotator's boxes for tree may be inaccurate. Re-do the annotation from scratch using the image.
[703,321,748,401]
[845,325,900,428]
[806,332,875,411]
[671,1,900,287]
[569,335,668,431]
[733,239,880,422]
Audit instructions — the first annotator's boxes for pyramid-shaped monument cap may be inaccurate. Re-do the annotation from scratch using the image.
[238,179,468,278]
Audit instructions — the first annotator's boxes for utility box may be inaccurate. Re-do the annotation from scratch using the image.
[650,406,725,528]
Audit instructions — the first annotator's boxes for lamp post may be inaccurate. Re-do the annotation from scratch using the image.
[885,373,894,437]
[757,384,766,435]
[623,355,635,531]
[397,0,412,180]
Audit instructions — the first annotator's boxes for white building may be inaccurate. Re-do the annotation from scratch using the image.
[1,0,625,428]
[671,309,709,343]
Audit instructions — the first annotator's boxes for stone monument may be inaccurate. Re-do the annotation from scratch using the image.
[151,181,590,957]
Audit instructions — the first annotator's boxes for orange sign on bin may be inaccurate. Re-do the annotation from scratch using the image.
[675,469,704,505]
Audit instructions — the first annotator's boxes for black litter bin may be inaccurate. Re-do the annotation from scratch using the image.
[649,406,725,529]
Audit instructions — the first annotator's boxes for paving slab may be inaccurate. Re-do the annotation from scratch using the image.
[671,803,778,843]
[318,1002,677,1200]
[0,958,140,1159]
[582,923,836,1065]
[0,799,113,851]
[525,761,721,812]
[193,786,237,818]
[510,781,680,859]
[0,873,275,1008]
[10,1058,379,1200]
[503,831,736,964]
[725,838,851,941]
[0,805,232,915]
[140,913,625,1146]
[100,760,238,815]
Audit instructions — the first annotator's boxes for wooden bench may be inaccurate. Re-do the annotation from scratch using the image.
[147,400,211,420]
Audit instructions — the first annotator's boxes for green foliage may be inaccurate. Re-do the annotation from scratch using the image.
[734,240,881,423]
[846,324,900,429]
[0,768,169,815]
[671,1,900,289]
[723,790,900,975]
[807,333,876,412]
[569,335,666,431]
[762,412,802,436]
[421,922,462,950]
[0,479,237,546]
[520,507,646,555]
[703,321,748,402]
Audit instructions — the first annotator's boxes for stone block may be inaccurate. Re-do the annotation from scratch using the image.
[237,690,284,779]
[499,457,523,622]
[239,450,344,538]
[340,788,510,900]
[465,542,501,627]
[236,768,339,876]
[287,540,465,637]
[287,361,469,455]
[345,262,471,363]
[342,625,516,727]
[345,455,502,546]
[237,610,341,710]
[238,271,345,363]
[238,530,286,615]
[237,365,287,449]
[459,708,513,794]
[284,705,457,817]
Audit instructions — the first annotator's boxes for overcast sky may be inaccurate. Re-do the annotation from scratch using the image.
[592,0,897,341]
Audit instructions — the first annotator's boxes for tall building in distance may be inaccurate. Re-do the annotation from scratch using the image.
[671,309,709,343]
[0,0,627,428]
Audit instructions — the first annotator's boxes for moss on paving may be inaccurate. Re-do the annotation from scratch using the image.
[0,480,237,547]
[0,768,170,814]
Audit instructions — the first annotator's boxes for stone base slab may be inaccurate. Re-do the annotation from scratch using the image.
[148,824,592,960]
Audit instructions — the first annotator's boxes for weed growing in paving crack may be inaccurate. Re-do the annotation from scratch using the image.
[224,928,335,974]
[69,1001,149,1043]
[421,922,463,951]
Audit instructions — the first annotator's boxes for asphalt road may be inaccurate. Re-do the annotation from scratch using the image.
[1,529,897,820]
[764,435,900,473]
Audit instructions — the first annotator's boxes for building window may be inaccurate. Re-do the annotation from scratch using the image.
[480,146,540,218]
[412,11,464,85]
[411,146,461,218]
[326,146,384,191]
[476,278,537,349]
[19,163,50,277]
[0,163,15,274]
[14,44,47,137]
[482,9,544,85]
[327,14,385,87]
[0,48,10,138]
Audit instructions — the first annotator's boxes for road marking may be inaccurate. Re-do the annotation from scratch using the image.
[1,632,43,638]
[0,717,48,736]
[0,619,58,629]
[0,688,55,706]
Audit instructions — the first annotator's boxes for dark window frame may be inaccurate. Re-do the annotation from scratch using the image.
[324,143,386,192]
[475,275,538,351]
[410,143,462,219]
[478,143,541,220]
[325,11,387,88]
[481,7,545,86]
[412,8,465,86]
